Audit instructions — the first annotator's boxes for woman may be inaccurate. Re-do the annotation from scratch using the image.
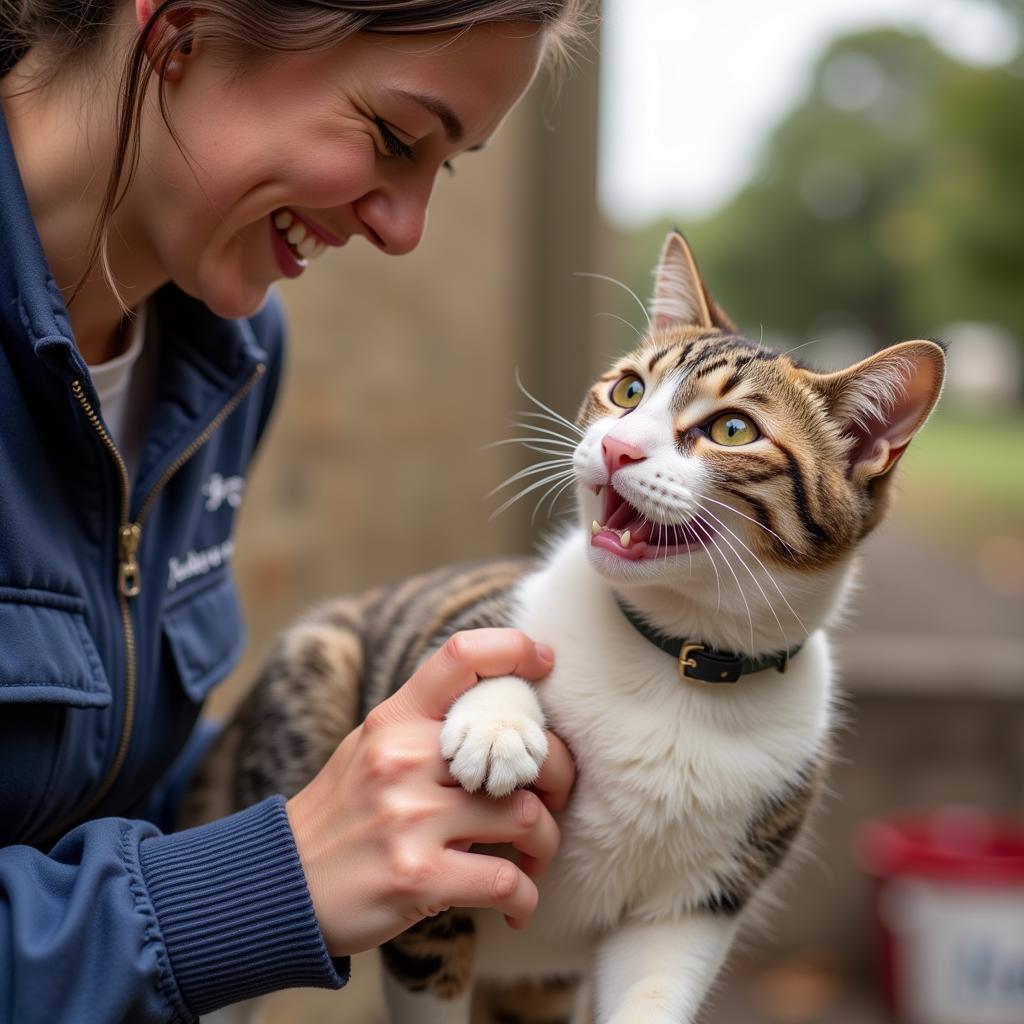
[0,2,583,1020]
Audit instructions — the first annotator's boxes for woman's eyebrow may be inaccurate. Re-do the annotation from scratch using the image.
[389,89,464,142]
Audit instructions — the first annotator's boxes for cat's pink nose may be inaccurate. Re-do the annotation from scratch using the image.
[602,437,647,477]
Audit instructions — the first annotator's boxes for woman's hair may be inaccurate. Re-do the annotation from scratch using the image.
[0,0,589,305]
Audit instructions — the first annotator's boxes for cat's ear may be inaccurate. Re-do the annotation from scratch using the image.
[651,230,736,333]
[810,341,945,483]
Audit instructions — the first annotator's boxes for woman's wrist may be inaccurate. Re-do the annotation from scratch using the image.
[139,796,347,1015]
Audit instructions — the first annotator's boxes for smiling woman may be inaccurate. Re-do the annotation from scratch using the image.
[1,0,578,361]
[0,1,588,1022]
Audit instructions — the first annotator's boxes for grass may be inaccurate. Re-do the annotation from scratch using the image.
[893,408,1024,547]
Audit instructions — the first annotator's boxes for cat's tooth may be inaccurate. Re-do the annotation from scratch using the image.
[287,223,307,246]
[273,210,293,231]
[295,233,319,259]
[591,520,602,535]
[309,239,327,260]
[620,530,631,548]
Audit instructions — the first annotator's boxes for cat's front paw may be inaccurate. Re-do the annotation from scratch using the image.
[440,676,548,798]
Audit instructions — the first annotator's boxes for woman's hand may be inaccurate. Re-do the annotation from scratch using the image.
[285,629,575,957]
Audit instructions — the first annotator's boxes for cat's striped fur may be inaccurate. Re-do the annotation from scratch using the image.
[184,231,944,1023]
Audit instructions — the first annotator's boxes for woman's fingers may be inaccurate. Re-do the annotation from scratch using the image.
[370,629,555,726]
[443,788,561,878]
[436,848,539,928]
[530,729,576,813]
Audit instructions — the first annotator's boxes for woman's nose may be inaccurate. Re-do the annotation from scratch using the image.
[353,177,432,256]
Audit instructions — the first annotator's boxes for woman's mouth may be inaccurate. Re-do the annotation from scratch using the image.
[269,208,344,278]
[589,485,714,562]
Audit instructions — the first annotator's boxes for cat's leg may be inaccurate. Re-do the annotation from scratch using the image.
[473,976,582,1024]
[181,597,367,825]
[383,975,472,1024]
[591,916,739,1024]
[380,912,477,1024]
[440,676,547,797]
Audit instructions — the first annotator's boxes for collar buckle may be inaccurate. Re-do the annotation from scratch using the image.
[677,643,705,681]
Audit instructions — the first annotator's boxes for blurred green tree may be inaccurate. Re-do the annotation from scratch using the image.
[621,25,1024,351]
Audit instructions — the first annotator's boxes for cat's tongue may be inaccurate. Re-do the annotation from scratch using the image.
[591,497,711,561]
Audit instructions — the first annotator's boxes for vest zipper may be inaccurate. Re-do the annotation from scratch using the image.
[67,362,265,823]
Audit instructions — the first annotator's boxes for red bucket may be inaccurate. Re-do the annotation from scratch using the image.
[855,807,1024,1024]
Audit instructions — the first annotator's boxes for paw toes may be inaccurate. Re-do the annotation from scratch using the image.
[484,731,541,797]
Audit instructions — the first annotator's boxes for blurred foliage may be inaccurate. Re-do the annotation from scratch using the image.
[619,25,1024,354]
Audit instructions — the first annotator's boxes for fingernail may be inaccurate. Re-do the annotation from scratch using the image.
[535,643,555,664]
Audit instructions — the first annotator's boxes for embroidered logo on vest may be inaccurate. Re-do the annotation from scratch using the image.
[167,539,236,591]
[202,473,245,512]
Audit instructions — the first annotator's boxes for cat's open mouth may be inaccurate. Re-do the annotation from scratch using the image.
[589,485,713,562]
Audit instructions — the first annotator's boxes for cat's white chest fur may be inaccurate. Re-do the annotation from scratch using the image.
[465,533,833,982]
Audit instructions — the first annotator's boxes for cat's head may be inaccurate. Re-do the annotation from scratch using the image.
[567,231,944,649]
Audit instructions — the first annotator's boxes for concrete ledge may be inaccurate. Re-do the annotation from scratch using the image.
[835,631,1024,698]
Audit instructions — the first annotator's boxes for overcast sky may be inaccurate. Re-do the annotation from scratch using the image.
[598,0,1021,226]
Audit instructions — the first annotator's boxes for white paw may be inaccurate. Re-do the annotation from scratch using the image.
[440,677,548,798]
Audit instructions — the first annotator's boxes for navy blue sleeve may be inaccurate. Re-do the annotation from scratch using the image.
[0,798,347,1023]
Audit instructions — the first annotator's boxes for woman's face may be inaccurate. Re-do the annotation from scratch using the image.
[126,14,545,319]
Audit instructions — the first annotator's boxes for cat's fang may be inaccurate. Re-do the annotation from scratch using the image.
[592,521,602,535]
[620,531,631,547]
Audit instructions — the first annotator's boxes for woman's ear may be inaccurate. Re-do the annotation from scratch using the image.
[135,0,196,81]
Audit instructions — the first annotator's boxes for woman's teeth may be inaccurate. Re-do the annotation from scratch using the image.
[273,209,329,262]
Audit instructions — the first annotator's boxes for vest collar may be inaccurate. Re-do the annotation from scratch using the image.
[0,99,83,379]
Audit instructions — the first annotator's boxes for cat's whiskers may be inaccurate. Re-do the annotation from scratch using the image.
[692,517,754,650]
[573,272,652,330]
[697,501,807,635]
[485,440,576,462]
[694,501,791,649]
[486,458,575,499]
[519,410,584,438]
[689,518,722,614]
[510,422,581,446]
[486,437,576,452]
[489,469,577,521]
[701,496,796,557]
[596,311,646,341]
[780,337,826,360]
[536,474,579,525]
[515,371,585,438]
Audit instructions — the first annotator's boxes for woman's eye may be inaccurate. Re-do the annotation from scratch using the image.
[610,374,645,409]
[708,413,760,446]
[375,118,414,161]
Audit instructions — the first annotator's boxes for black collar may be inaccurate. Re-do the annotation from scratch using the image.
[614,598,804,684]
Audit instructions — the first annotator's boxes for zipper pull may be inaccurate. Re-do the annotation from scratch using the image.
[118,522,143,598]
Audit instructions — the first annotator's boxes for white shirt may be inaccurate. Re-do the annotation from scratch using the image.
[88,305,159,484]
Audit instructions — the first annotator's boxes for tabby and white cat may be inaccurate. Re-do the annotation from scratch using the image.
[186,231,945,1023]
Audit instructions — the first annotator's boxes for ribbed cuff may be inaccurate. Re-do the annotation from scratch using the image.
[139,795,348,1016]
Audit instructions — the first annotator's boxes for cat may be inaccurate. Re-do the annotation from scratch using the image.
[184,230,945,1024]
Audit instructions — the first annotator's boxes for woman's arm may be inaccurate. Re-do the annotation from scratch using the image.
[0,800,344,1024]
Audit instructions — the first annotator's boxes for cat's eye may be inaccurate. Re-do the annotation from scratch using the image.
[708,413,760,446]
[610,374,645,409]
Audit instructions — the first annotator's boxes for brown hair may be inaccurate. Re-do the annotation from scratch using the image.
[0,0,589,305]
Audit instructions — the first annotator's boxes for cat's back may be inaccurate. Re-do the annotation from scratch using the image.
[360,555,537,713]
